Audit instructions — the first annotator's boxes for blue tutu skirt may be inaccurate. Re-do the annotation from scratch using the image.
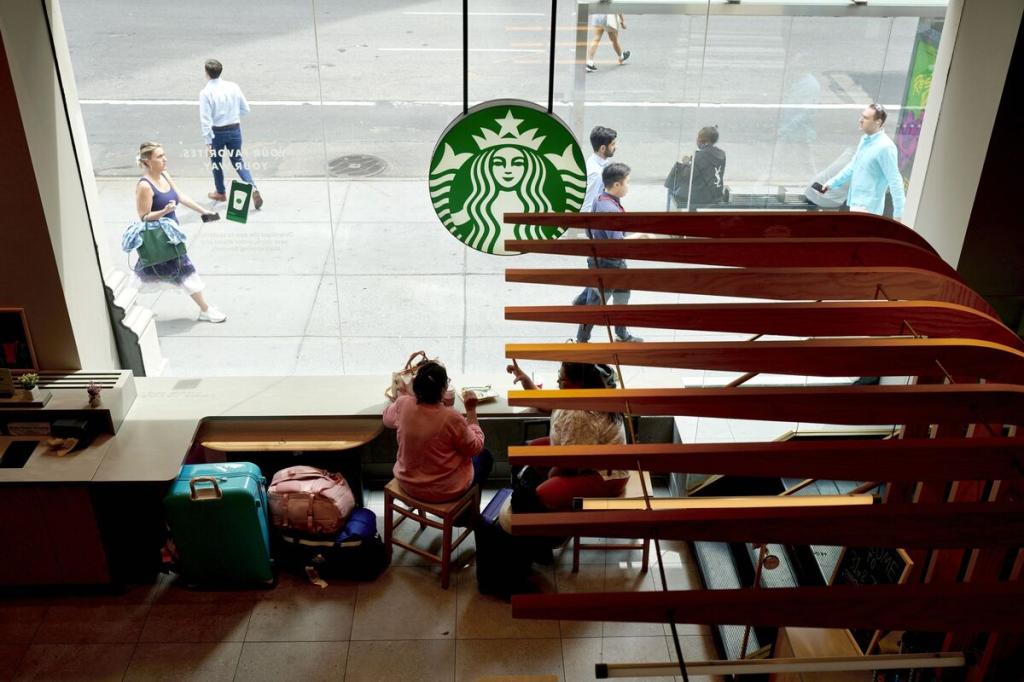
[133,254,197,286]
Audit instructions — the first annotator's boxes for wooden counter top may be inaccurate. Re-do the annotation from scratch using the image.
[3,374,534,484]
[0,435,112,483]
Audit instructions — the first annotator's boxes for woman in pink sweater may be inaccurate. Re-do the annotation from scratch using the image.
[383,361,492,503]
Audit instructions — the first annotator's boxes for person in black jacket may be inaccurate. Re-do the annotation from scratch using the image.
[664,126,727,210]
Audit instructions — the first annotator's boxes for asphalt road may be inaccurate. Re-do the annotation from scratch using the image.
[61,0,930,185]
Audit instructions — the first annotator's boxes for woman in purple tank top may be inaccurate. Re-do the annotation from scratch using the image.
[135,141,227,323]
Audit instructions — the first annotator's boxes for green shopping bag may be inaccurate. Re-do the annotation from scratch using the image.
[226,180,252,224]
[136,226,187,267]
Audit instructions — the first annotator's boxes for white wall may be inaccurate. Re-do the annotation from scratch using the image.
[0,0,119,369]
[906,0,1024,268]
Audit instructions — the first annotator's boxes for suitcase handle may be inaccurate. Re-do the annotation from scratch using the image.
[189,476,223,501]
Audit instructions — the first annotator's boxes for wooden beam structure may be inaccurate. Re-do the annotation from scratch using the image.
[505,338,1024,383]
[499,210,1023,677]
[505,237,958,277]
[506,438,1024,482]
[511,583,1024,632]
[506,267,996,316]
[504,301,1024,349]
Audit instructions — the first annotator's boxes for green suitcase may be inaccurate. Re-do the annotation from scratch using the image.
[164,462,274,585]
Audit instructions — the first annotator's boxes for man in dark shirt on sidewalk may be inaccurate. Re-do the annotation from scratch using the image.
[574,162,645,343]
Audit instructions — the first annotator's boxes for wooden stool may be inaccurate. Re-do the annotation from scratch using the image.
[572,470,652,573]
[384,478,478,589]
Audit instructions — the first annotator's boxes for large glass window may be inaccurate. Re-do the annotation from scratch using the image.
[59,0,946,379]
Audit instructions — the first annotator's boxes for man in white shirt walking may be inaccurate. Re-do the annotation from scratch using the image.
[573,126,619,314]
[200,59,262,209]
[581,126,617,212]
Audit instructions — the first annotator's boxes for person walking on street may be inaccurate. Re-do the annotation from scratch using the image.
[131,142,227,323]
[582,126,618,212]
[200,59,263,210]
[573,126,618,311]
[818,103,904,221]
[574,162,645,344]
[586,13,630,72]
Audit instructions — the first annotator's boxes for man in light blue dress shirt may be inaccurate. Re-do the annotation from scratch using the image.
[821,103,905,221]
[200,59,262,209]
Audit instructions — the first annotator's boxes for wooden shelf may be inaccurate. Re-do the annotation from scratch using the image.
[202,439,374,453]
[195,416,384,454]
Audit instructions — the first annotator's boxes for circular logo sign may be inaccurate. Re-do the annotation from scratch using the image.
[429,99,586,256]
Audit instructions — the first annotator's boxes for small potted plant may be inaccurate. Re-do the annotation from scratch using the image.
[87,381,102,408]
[18,372,40,400]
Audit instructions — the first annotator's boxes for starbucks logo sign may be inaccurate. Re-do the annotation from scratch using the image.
[429,100,586,256]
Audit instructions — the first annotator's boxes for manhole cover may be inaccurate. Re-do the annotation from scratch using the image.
[328,154,387,177]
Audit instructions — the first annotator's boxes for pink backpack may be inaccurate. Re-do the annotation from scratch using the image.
[268,466,356,536]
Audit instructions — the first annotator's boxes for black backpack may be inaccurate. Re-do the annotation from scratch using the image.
[274,509,388,582]
[476,485,571,600]
[275,532,388,582]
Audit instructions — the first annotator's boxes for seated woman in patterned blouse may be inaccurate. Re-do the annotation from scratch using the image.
[506,360,629,511]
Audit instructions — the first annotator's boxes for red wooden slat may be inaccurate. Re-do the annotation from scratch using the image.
[504,301,1024,350]
[506,438,1024,482]
[943,463,1024,663]
[505,237,958,278]
[505,338,1024,384]
[967,551,1024,681]
[885,376,947,508]
[510,583,1024,632]
[922,420,996,586]
[507,384,1024,426]
[506,267,996,316]
[509,502,1024,548]
[504,211,938,254]
[903,394,975,587]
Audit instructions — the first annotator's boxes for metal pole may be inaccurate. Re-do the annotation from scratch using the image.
[572,2,589,137]
[738,544,768,660]
[548,0,558,113]
[462,0,468,114]
[597,652,966,678]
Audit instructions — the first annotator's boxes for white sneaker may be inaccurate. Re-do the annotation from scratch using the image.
[198,307,227,323]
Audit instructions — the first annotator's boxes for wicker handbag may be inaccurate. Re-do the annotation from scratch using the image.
[384,350,434,401]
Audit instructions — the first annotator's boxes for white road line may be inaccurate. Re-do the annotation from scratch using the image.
[79,99,376,106]
[402,11,544,16]
[377,47,543,52]
[80,99,908,110]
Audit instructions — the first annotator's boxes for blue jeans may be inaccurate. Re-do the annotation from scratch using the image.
[572,257,631,342]
[210,126,256,194]
[452,448,494,526]
[471,448,494,489]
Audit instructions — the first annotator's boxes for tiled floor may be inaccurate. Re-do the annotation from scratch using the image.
[0,489,721,682]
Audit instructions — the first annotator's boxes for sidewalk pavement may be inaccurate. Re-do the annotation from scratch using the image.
[94,176,848,396]
[97,177,674,376]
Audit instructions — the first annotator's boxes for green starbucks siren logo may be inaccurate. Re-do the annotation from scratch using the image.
[429,100,586,256]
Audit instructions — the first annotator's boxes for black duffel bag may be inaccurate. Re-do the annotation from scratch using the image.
[274,508,388,582]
